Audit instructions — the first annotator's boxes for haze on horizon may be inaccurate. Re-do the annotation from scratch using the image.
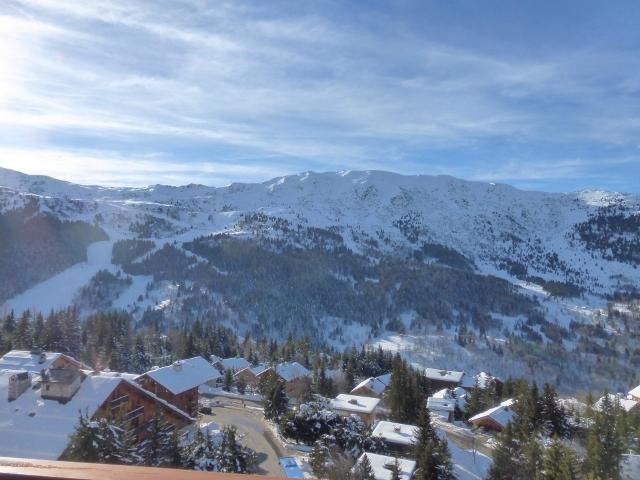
[0,1,639,192]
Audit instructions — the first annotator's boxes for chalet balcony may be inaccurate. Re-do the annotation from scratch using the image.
[0,457,283,479]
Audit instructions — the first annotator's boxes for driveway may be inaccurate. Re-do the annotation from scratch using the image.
[201,403,285,477]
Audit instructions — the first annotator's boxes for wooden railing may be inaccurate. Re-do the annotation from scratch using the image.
[0,457,283,479]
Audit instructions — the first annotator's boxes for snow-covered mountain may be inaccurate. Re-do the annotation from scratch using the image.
[1,167,638,393]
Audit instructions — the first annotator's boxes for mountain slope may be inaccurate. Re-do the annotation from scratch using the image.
[0,167,638,393]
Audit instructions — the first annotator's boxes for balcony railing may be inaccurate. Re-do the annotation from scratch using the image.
[0,457,284,479]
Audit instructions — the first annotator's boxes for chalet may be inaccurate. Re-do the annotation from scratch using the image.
[628,384,640,402]
[460,371,503,397]
[371,420,417,455]
[351,373,391,398]
[427,387,466,422]
[594,393,638,413]
[0,368,192,461]
[424,368,464,390]
[330,394,380,425]
[136,357,219,417]
[469,400,515,432]
[274,362,311,398]
[214,357,250,374]
[0,350,87,374]
[234,364,272,389]
[354,452,416,480]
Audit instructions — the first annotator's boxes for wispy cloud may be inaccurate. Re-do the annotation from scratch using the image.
[0,0,638,191]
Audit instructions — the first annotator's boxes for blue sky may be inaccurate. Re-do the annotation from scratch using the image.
[0,0,639,192]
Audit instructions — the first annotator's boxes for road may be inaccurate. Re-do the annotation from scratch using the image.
[201,401,285,477]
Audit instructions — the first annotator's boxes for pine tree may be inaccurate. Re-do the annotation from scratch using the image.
[65,412,101,462]
[354,454,376,480]
[138,408,177,467]
[584,393,625,480]
[390,457,402,480]
[182,428,216,471]
[215,426,255,473]
[14,311,32,349]
[540,438,579,480]
[263,377,288,421]
[488,423,521,480]
[540,383,567,437]
[414,404,453,480]
[223,369,233,391]
[310,441,329,478]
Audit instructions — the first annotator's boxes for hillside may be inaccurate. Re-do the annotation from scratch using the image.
[0,167,638,394]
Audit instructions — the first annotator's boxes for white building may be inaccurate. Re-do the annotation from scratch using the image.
[330,394,380,424]
[372,420,417,453]
[355,452,416,480]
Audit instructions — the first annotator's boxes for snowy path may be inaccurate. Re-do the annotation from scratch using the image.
[2,240,115,314]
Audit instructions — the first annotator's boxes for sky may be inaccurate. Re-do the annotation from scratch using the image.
[0,0,639,192]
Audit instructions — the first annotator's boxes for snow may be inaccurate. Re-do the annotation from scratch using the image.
[2,240,115,314]
[622,454,640,480]
[371,420,417,446]
[275,362,311,382]
[0,351,64,373]
[594,393,638,413]
[437,428,492,480]
[143,357,221,395]
[352,376,388,396]
[424,368,465,384]
[628,383,640,400]
[356,452,416,480]
[0,370,121,460]
[219,357,250,372]
[468,405,515,429]
[330,394,380,414]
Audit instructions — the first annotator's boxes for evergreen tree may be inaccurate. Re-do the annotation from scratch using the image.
[65,412,101,462]
[355,454,376,480]
[13,310,32,349]
[413,404,453,480]
[584,393,625,480]
[310,441,329,478]
[540,383,567,437]
[223,369,233,391]
[390,457,402,480]
[182,428,216,471]
[488,423,521,480]
[215,426,255,473]
[540,438,579,480]
[138,408,177,467]
[263,377,288,421]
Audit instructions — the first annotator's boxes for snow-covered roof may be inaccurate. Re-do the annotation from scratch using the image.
[594,393,638,413]
[356,452,416,480]
[275,362,311,382]
[0,350,77,374]
[330,394,380,414]
[376,372,392,386]
[469,405,515,429]
[424,368,464,384]
[372,420,417,446]
[325,368,344,381]
[219,357,250,372]
[628,384,640,399]
[500,398,515,408]
[427,396,456,412]
[352,376,388,396]
[142,357,221,395]
[460,371,500,389]
[0,370,121,460]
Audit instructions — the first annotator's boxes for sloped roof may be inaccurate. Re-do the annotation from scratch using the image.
[220,357,250,371]
[0,370,120,460]
[356,452,416,480]
[142,357,221,395]
[352,377,388,396]
[330,394,380,414]
[594,393,638,413]
[469,405,515,429]
[424,368,464,384]
[275,362,310,382]
[372,421,417,446]
[0,350,77,374]
[628,384,640,399]
[427,397,456,412]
